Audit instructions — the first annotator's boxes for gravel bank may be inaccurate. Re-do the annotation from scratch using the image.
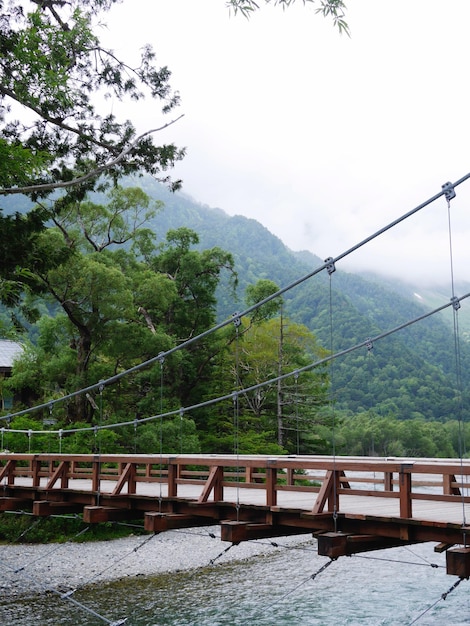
[0,528,313,597]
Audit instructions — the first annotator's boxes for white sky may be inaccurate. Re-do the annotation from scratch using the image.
[103,1,470,287]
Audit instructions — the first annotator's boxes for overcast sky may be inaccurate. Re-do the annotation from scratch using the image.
[103,1,470,287]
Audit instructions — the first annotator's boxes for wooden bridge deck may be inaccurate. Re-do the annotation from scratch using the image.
[2,453,470,576]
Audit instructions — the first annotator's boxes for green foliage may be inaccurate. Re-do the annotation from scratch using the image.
[0,1,183,196]
[134,418,201,454]
[227,0,349,35]
[203,313,330,454]
[0,513,146,544]
[4,177,470,458]
[335,411,464,458]
[0,1,183,319]
[245,279,282,322]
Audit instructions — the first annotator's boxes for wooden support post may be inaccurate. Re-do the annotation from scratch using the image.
[92,460,100,492]
[144,512,212,532]
[446,547,470,578]
[399,464,413,518]
[32,458,41,487]
[317,532,348,558]
[33,500,83,516]
[443,474,461,496]
[286,467,294,486]
[0,497,32,511]
[318,532,413,557]
[220,520,250,543]
[167,463,177,497]
[83,505,139,523]
[266,467,277,507]
[384,471,393,492]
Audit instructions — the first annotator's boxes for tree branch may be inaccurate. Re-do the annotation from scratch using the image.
[0,85,120,153]
[0,115,185,195]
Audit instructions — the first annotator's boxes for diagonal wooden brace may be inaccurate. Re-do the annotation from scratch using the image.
[198,465,224,503]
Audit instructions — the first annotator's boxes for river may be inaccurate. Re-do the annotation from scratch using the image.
[1,537,468,625]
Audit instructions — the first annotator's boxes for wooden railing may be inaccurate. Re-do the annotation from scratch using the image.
[2,453,470,519]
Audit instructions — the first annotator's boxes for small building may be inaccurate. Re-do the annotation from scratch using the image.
[0,339,24,410]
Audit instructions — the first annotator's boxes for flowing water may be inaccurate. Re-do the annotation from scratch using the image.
[1,539,468,626]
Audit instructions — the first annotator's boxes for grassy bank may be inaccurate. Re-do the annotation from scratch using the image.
[0,512,146,544]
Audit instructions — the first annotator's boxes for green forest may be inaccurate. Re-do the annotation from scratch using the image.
[1,1,469,461]
[2,179,470,460]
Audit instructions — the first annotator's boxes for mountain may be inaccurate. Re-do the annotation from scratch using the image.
[2,178,469,422]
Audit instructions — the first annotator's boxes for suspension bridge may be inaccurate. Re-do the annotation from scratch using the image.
[1,175,470,624]
[1,452,470,578]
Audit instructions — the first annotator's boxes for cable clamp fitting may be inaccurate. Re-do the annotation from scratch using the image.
[442,181,456,203]
[232,312,241,328]
[324,257,336,275]
[451,296,461,311]
[365,337,373,352]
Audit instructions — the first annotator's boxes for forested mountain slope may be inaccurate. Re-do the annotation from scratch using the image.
[140,179,470,422]
[2,177,469,422]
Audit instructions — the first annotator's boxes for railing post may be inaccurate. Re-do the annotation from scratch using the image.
[92,459,100,492]
[32,458,41,487]
[443,473,460,495]
[286,467,294,486]
[399,464,413,518]
[128,463,136,494]
[266,466,277,507]
[168,463,177,497]
[384,471,393,491]
[61,461,70,488]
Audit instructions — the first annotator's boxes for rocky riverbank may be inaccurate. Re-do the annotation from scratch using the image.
[0,527,312,598]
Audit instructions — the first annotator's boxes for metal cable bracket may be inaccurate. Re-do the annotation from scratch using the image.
[366,337,373,352]
[451,296,461,311]
[324,257,336,275]
[232,311,241,328]
[442,181,456,203]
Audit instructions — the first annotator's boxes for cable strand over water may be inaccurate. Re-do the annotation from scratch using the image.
[261,558,336,612]
[408,576,465,625]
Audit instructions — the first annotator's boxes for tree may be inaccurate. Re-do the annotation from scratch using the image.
[7,199,237,427]
[0,0,184,305]
[207,311,329,454]
[245,278,282,322]
[227,0,349,34]
[0,1,183,197]
[145,227,237,408]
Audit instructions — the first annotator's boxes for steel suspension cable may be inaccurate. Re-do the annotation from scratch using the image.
[327,263,339,532]
[445,190,468,534]
[408,577,465,625]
